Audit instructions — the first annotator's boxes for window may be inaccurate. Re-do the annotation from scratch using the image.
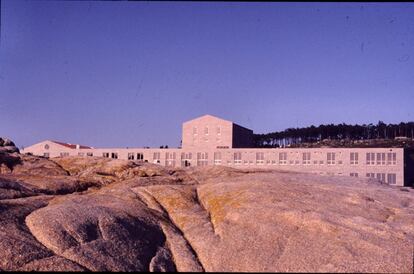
[302,152,311,165]
[278,152,287,165]
[153,152,161,164]
[387,173,396,185]
[214,152,221,165]
[366,173,375,178]
[43,152,50,158]
[376,153,385,165]
[376,173,386,183]
[272,160,276,165]
[111,153,118,159]
[78,152,84,157]
[197,152,208,166]
[204,126,209,135]
[387,152,396,165]
[87,152,93,157]
[60,152,69,157]
[217,126,221,135]
[350,173,358,177]
[366,152,375,165]
[181,152,192,167]
[350,152,359,165]
[234,152,242,165]
[327,152,335,165]
[256,152,264,164]
[193,127,197,135]
[319,160,324,165]
[128,153,135,160]
[137,153,144,160]
[103,152,109,158]
[165,152,176,167]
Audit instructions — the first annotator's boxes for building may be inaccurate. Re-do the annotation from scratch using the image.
[22,114,414,187]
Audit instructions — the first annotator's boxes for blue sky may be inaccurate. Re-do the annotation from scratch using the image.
[1,1,414,148]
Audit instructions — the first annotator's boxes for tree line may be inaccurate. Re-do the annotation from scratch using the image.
[253,121,414,147]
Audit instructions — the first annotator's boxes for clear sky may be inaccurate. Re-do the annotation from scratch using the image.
[1,1,414,148]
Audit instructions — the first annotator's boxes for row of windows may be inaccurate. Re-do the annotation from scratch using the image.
[193,126,221,136]
[44,152,93,158]
[102,152,118,159]
[128,153,144,160]
[49,151,398,166]
[366,173,397,184]
[366,152,396,165]
[226,152,397,166]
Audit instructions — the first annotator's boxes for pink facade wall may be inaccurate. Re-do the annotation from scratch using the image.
[20,115,409,187]
[182,115,234,149]
[22,142,406,186]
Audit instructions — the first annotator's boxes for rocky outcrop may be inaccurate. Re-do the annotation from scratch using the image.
[0,152,413,272]
[0,137,19,153]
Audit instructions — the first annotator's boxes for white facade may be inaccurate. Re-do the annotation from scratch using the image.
[22,116,411,187]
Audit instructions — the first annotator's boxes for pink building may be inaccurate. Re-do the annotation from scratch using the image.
[22,114,414,187]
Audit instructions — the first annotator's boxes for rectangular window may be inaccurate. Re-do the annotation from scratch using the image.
[256,152,264,164]
[181,152,192,167]
[387,173,397,185]
[193,127,197,135]
[197,152,208,166]
[137,153,144,160]
[165,152,176,167]
[350,152,359,165]
[111,153,118,159]
[103,152,109,158]
[350,173,358,177]
[387,152,396,165]
[217,126,221,135]
[87,152,93,157]
[60,152,69,157]
[366,173,375,178]
[366,152,375,165]
[78,152,84,157]
[153,152,161,164]
[43,152,50,158]
[128,153,135,160]
[234,152,242,165]
[327,152,335,165]
[204,126,209,135]
[302,152,311,165]
[278,152,287,165]
[214,152,222,165]
[376,173,386,182]
[376,153,386,165]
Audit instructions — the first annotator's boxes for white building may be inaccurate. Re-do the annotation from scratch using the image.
[22,114,414,186]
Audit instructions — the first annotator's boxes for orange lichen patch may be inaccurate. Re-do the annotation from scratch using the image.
[201,190,246,227]
[150,187,195,212]
[173,215,193,228]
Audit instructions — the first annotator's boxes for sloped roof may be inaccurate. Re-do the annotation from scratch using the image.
[183,114,232,124]
[183,114,253,132]
[51,140,92,149]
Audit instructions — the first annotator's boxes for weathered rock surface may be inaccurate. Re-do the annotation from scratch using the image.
[0,137,19,153]
[0,152,413,272]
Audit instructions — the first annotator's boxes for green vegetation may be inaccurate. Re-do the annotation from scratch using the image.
[254,121,414,148]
